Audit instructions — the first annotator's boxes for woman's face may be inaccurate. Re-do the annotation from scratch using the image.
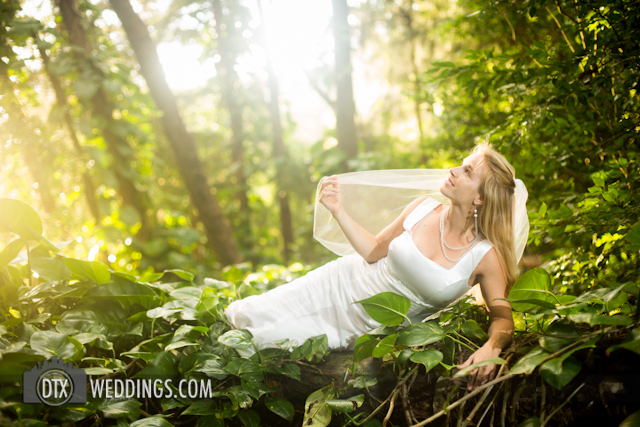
[440,153,486,207]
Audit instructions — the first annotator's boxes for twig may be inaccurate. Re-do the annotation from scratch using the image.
[500,378,510,427]
[382,388,399,427]
[410,374,516,426]
[359,383,402,426]
[456,399,467,427]
[476,401,494,427]
[540,380,546,425]
[401,382,412,426]
[545,6,576,54]
[540,383,585,427]
[460,385,493,427]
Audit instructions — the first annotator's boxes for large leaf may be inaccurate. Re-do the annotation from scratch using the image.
[57,306,129,339]
[133,351,177,380]
[130,416,175,427]
[218,329,253,350]
[619,410,640,427]
[0,198,43,238]
[353,334,378,365]
[568,312,632,326]
[290,334,329,362]
[354,292,411,326]
[397,322,445,347]
[409,349,443,373]
[97,398,142,421]
[303,384,335,427]
[372,334,397,358]
[607,327,640,355]
[326,394,364,413]
[63,258,110,284]
[453,358,506,378]
[460,319,488,341]
[0,239,25,267]
[85,279,159,309]
[510,346,551,375]
[265,396,295,422]
[507,267,552,312]
[539,355,581,389]
[30,257,71,282]
[30,331,76,359]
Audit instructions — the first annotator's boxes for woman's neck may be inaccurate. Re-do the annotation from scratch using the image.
[445,202,476,241]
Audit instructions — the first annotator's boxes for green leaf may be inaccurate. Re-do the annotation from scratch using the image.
[539,355,581,389]
[453,358,506,378]
[164,269,194,282]
[354,292,411,325]
[518,416,541,427]
[0,239,24,267]
[85,280,159,309]
[274,363,301,380]
[30,257,71,282]
[409,349,443,373]
[130,416,175,427]
[223,359,263,380]
[569,312,633,326]
[0,198,43,238]
[63,258,111,284]
[508,268,552,312]
[30,331,76,359]
[182,399,217,416]
[326,394,364,413]
[218,329,253,350]
[607,327,640,355]
[353,334,378,365]
[618,410,640,427]
[510,346,551,375]
[133,351,177,380]
[627,222,640,246]
[372,334,397,358]
[97,398,142,421]
[397,322,445,347]
[290,334,328,362]
[303,384,335,427]
[460,320,488,341]
[237,410,260,427]
[348,376,378,389]
[265,396,295,422]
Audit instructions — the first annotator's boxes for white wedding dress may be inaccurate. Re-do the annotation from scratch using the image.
[224,198,494,353]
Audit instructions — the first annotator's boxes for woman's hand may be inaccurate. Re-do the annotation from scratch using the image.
[319,175,342,216]
[456,343,502,391]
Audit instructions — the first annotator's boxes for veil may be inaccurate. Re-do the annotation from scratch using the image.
[312,169,529,263]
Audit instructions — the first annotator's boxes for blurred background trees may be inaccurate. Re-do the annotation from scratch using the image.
[1,0,638,292]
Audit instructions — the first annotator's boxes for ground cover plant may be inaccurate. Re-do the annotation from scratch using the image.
[2,199,640,426]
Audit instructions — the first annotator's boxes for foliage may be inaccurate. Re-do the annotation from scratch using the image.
[2,199,640,426]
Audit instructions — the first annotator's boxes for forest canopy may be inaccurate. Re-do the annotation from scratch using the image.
[0,0,639,426]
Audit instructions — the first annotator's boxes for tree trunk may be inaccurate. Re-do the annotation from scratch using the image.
[400,2,427,164]
[107,0,243,266]
[210,0,252,254]
[0,64,57,214]
[56,0,151,238]
[257,0,294,265]
[331,0,358,165]
[37,40,101,223]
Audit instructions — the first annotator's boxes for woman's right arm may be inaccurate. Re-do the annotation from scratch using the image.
[319,175,428,263]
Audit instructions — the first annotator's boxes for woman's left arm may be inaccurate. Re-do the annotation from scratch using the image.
[456,249,514,390]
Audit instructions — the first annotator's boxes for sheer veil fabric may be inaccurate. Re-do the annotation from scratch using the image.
[312,169,530,299]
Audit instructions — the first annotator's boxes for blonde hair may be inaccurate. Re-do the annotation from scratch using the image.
[472,142,519,296]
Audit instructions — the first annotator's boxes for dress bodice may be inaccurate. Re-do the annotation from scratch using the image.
[384,198,494,319]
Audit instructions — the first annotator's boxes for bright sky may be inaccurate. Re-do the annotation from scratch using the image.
[18,0,386,143]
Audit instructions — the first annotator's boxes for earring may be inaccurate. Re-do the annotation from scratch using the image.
[474,205,478,236]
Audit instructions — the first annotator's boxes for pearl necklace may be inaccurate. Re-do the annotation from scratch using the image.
[439,207,480,262]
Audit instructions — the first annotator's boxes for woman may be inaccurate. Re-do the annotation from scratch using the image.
[225,142,526,390]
